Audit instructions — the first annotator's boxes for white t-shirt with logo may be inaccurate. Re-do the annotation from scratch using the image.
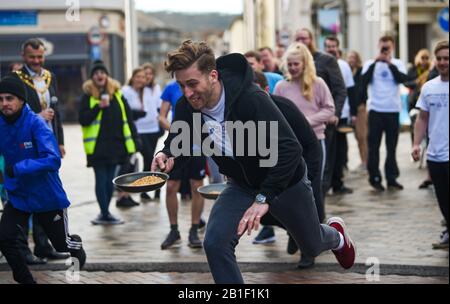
[416,76,449,162]
[362,58,406,113]
[338,59,355,119]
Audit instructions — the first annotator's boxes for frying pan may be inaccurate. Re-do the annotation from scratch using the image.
[197,183,227,200]
[113,171,169,193]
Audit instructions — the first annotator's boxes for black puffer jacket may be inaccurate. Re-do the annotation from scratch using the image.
[161,53,306,203]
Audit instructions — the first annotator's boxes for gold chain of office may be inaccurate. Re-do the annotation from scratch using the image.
[15,70,52,108]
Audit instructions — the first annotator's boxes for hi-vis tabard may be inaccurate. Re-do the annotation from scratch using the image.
[82,91,136,155]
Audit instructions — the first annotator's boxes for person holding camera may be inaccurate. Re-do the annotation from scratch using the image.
[362,36,408,192]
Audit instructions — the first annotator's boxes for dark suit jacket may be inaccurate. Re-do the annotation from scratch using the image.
[10,67,64,145]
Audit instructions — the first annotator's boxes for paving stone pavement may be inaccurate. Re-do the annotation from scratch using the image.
[0,125,448,284]
[0,269,447,284]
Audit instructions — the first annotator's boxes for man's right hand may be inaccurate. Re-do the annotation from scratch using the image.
[151,152,175,173]
[412,145,421,162]
[39,108,55,122]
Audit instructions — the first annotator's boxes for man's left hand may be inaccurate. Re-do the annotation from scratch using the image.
[59,145,66,158]
[237,203,269,236]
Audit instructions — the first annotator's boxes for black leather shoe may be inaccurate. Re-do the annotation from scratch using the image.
[333,186,354,195]
[25,254,47,265]
[370,182,385,192]
[37,251,70,260]
[387,181,404,190]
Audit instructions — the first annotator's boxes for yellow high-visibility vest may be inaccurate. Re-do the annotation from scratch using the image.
[82,91,136,155]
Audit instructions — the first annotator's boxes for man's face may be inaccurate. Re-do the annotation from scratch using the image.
[325,39,339,58]
[435,48,449,77]
[245,56,264,72]
[379,41,394,56]
[259,49,273,68]
[0,93,23,116]
[22,45,45,73]
[175,63,218,111]
[295,30,312,49]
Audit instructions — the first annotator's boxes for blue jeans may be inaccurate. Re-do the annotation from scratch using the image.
[203,173,340,284]
[93,165,117,216]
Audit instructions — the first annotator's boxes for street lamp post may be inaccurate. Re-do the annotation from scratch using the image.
[399,0,409,64]
[124,0,138,80]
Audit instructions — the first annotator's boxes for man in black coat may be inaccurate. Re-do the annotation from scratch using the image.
[8,38,69,264]
[152,40,356,284]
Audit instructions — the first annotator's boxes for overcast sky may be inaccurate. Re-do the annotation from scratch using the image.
[135,0,243,14]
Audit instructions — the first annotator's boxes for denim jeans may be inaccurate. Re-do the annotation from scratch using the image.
[203,173,340,284]
[93,165,117,216]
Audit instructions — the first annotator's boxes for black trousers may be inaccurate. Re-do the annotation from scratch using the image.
[367,111,400,184]
[17,218,56,259]
[322,124,337,197]
[0,203,84,284]
[428,161,449,231]
[332,122,349,191]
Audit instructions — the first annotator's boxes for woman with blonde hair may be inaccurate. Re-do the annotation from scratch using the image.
[274,42,335,268]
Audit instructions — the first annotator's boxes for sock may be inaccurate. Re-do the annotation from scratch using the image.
[333,232,345,251]
[190,224,199,232]
[170,224,178,231]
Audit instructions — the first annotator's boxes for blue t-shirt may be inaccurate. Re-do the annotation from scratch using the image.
[161,80,183,117]
[264,72,284,94]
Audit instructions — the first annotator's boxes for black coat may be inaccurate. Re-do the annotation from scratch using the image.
[78,80,139,167]
[161,53,306,203]
[313,52,348,118]
[9,67,64,145]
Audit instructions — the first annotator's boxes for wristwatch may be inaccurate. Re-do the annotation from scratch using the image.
[255,194,267,205]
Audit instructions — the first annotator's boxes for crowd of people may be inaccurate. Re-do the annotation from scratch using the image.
[0,31,448,284]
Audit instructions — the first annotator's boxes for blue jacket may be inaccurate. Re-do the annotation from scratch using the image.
[0,105,70,213]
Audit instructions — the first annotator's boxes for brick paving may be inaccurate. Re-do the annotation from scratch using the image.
[0,270,447,284]
[0,125,448,284]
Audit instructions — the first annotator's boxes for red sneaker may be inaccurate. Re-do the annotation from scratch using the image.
[327,217,356,269]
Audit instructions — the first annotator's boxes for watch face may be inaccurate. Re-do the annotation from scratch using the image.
[256,194,266,203]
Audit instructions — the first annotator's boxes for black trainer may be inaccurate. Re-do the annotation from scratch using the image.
[116,196,139,208]
[333,186,353,195]
[140,193,151,201]
[68,234,86,270]
[161,230,181,250]
[387,181,404,190]
[370,182,385,192]
[188,228,203,248]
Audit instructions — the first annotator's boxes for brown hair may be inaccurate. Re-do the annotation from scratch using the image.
[254,71,268,91]
[325,35,340,47]
[298,28,317,54]
[165,40,216,76]
[379,35,395,44]
[244,50,262,62]
[141,62,156,88]
[128,67,145,87]
[434,40,449,56]
[258,47,274,55]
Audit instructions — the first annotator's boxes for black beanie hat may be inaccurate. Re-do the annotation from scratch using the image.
[0,76,27,102]
[90,60,109,78]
